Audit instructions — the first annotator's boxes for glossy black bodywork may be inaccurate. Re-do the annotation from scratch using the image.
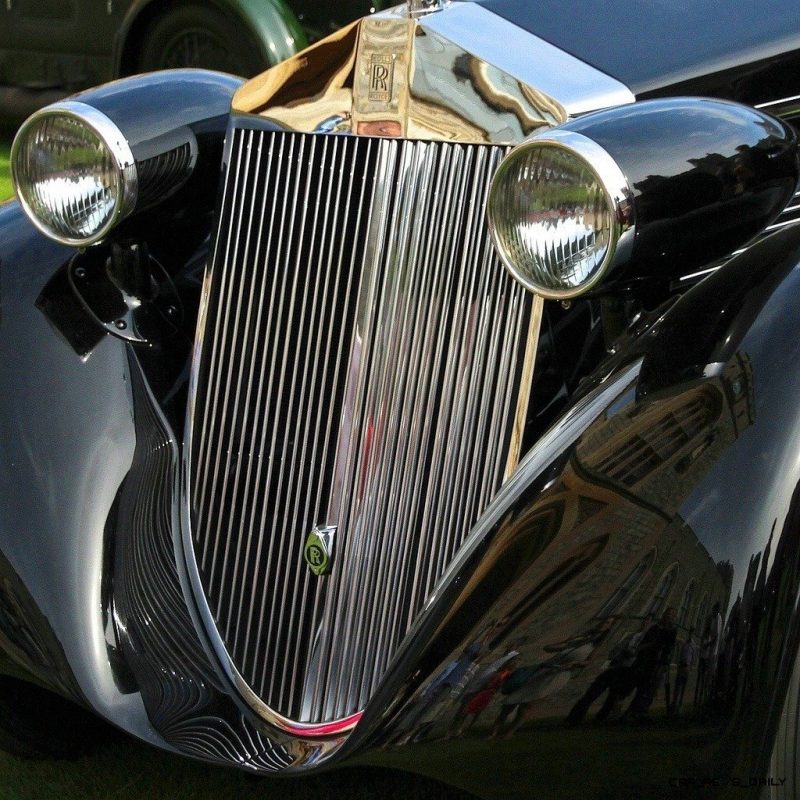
[0,203,165,745]
[39,71,242,362]
[5,183,800,794]
[0,74,242,737]
[480,0,800,97]
[346,224,800,798]
[0,202,322,767]
[561,98,799,295]
[3,8,800,798]
[65,70,241,176]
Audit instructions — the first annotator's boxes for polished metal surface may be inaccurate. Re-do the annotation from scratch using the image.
[233,12,569,144]
[407,0,448,17]
[411,3,635,116]
[488,128,636,299]
[186,123,533,729]
[116,357,290,771]
[755,93,800,115]
[11,100,138,246]
[352,227,800,799]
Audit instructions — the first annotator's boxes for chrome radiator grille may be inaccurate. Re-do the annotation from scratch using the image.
[189,124,533,725]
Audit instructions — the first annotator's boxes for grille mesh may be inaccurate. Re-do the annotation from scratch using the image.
[189,126,532,724]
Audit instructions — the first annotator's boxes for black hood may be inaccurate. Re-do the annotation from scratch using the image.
[477,0,800,98]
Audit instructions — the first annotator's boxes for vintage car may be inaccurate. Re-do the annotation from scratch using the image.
[2,0,800,797]
[0,0,386,122]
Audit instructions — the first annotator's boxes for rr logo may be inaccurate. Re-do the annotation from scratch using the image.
[371,64,389,92]
[304,526,336,576]
[307,545,325,568]
[368,54,394,103]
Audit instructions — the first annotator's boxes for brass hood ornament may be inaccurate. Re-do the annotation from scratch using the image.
[407,0,448,17]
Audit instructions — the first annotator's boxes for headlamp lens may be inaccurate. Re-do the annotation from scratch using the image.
[488,133,631,298]
[12,104,136,245]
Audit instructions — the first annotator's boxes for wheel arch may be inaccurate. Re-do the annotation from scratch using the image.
[114,0,306,77]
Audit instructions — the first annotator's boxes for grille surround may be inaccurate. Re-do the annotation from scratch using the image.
[185,121,535,729]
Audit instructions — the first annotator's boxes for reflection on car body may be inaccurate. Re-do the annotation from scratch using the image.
[3,0,800,797]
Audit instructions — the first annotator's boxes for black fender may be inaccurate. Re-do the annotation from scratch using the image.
[0,198,363,769]
[346,224,800,799]
[0,202,170,747]
[0,202,312,766]
[0,68,348,768]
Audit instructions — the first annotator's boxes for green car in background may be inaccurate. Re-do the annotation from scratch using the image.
[0,0,385,121]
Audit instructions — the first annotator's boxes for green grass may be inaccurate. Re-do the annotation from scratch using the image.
[369,717,728,800]
[0,138,11,202]
[0,735,473,800]
[0,711,738,800]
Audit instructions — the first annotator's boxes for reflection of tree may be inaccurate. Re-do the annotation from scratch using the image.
[635,141,780,218]
[713,483,800,779]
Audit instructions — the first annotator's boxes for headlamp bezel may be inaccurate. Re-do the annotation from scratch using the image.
[488,128,635,300]
[11,100,139,247]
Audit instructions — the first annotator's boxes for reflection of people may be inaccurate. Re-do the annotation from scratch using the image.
[391,637,487,746]
[491,663,540,737]
[623,607,678,720]
[695,602,722,707]
[670,629,697,715]
[389,661,460,746]
[565,628,642,724]
[455,653,519,736]
[567,609,678,724]
[493,640,594,737]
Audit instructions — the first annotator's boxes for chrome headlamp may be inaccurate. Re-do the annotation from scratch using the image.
[12,101,138,247]
[488,129,634,299]
[9,71,238,248]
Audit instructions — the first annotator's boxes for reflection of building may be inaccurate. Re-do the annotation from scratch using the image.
[467,353,753,719]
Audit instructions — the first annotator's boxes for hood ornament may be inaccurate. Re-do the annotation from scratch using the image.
[407,0,447,17]
[305,526,336,576]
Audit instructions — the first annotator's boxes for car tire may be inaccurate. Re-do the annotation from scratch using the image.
[0,677,108,759]
[136,3,268,77]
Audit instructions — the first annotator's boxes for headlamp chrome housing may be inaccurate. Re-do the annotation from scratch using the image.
[11,101,138,247]
[488,129,635,299]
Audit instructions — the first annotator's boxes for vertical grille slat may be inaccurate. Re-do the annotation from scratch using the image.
[190,128,532,725]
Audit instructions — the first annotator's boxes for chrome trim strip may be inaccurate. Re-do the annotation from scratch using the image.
[415,358,644,617]
[756,94,800,112]
[412,2,635,116]
[763,216,800,234]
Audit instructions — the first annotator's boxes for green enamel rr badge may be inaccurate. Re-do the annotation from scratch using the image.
[304,526,336,576]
